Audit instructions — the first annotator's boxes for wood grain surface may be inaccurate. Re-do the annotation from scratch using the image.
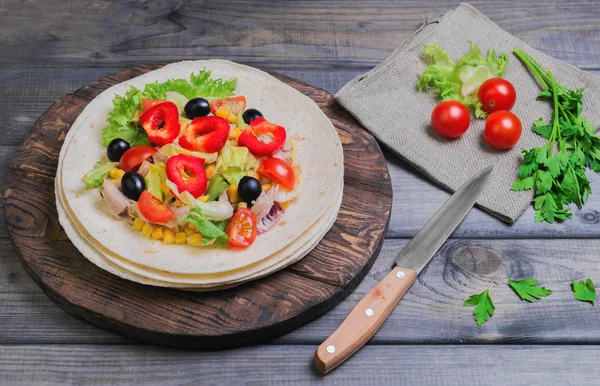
[2,0,600,384]
[3,65,392,349]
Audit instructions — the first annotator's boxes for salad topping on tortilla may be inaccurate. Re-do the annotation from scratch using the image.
[83,70,301,249]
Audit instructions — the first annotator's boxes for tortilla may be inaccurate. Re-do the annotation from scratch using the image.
[56,60,344,281]
[56,177,341,288]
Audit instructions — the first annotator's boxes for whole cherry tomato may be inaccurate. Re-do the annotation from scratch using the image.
[478,78,517,113]
[431,101,470,138]
[484,111,522,150]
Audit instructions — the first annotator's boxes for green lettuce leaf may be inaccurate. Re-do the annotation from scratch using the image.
[102,70,237,148]
[418,42,509,118]
[145,163,167,200]
[101,87,150,147]
[142,69,237,100]
[206,174,230,201]
[83,161,117,188]
[183,206,229,248]
[216,145,259,186]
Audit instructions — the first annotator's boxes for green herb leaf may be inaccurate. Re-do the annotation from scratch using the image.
[83,161,117,188]
[508,279,552,302]
[464,289,495,326]
[572,279,596,305]
[511,176,535,191]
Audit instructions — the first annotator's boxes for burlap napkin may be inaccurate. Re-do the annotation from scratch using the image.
[336,3,600,223]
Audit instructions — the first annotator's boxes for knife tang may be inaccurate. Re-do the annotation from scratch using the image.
[314,267,417,374]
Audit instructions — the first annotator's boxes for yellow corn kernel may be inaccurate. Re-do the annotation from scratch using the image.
[109,168,125,180]
[163,229,175,245]
[280,201,291,209]
[172,199,185,207]
[133,218,145,231]
[205,164,216,179]
[186,221,197,230]
[186,233,203,246]
[174,232,187,245]
[229,126,242,140]
[227,184,239,203]
[198,195,209,202]
[179,120,189,133]
[141,223,154,238]
[215,106,230,119]
[227,113,238,124]
[262,183,272,192]
[151,226,164,240]
[237,202,248,209]
[161,181,172,197]
[259,176,270,185]
[184,226,196,236]
[247,171,260,180]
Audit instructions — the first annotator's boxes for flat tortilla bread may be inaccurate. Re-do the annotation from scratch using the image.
[57,60,344,278]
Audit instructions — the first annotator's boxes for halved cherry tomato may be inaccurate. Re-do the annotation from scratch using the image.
[484,110,522,150]
[238,117,287,157]
[165,154,207,198]
[120,146,157,172]
[179,116,229,153]
[209,96,246,116]
[142,99,166,111]
[258,158,296,190]
[138,190,174,223]
[139,101,180,146]
[478,78,517,114]
[225,208,257,247]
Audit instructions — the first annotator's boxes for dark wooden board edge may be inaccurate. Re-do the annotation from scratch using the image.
[3,63,392,349]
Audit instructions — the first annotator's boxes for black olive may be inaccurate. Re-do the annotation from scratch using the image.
[184,98,211,119]
[242,109,263,124]
[107,138,130,162]
[238,176,262,203]
[121,172,146,201]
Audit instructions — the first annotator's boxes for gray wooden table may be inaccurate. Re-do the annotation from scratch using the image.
[2,1,600,384]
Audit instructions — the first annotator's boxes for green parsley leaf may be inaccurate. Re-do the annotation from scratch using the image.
[513,48,600,223]
[508,279,552,302]
[464,289,495,326]
[572,279,596,305]
[83,161,117,188]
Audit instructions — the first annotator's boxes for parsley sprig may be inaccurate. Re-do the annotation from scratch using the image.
[511,49,600,223]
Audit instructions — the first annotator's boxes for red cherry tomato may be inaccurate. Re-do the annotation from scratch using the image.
[165,154,207,198]
[139,101,180,146]
[179,116,229,153]
[119,146,157,172]
[138,190,174,223]
[484,111,522,150]
[209,96,247,116]
[141,99,166,111]
[238,117,287,157]
[431,101,470,138]
[258,158,296,190]
[478,78,517,113]
[225,208,257,247]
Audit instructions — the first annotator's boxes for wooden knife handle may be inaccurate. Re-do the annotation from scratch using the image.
[314,266,417,374]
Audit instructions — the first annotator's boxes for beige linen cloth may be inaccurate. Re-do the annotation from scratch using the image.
[336,3,600,223]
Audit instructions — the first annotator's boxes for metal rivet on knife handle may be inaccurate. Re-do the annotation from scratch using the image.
[365,308,374,317]
[396,271,406,279]
[326,345,336,354]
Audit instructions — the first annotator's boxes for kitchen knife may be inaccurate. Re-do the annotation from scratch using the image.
[314,165,494,374]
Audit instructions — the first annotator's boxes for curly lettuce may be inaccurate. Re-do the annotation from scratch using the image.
[102,70,237,147]
[83,161,117,188]
[418,42,509,117]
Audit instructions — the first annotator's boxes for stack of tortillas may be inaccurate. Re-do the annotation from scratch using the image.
[55,60,344,291]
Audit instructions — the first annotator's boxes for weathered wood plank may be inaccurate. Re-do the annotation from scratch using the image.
[1,0,600,69]
[0,344,598,385]
[2,238,599,344]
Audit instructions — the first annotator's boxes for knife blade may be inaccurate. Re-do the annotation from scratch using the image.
[314,165,494,374]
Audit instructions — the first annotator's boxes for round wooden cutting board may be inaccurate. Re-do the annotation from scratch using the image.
[3,65,392,349]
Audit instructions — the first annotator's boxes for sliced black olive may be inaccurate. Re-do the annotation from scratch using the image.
[121,172,146,201]
[242,109,263,125]
[184,98,211,119]
[238,176,262,203]
[107,138,131,162]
